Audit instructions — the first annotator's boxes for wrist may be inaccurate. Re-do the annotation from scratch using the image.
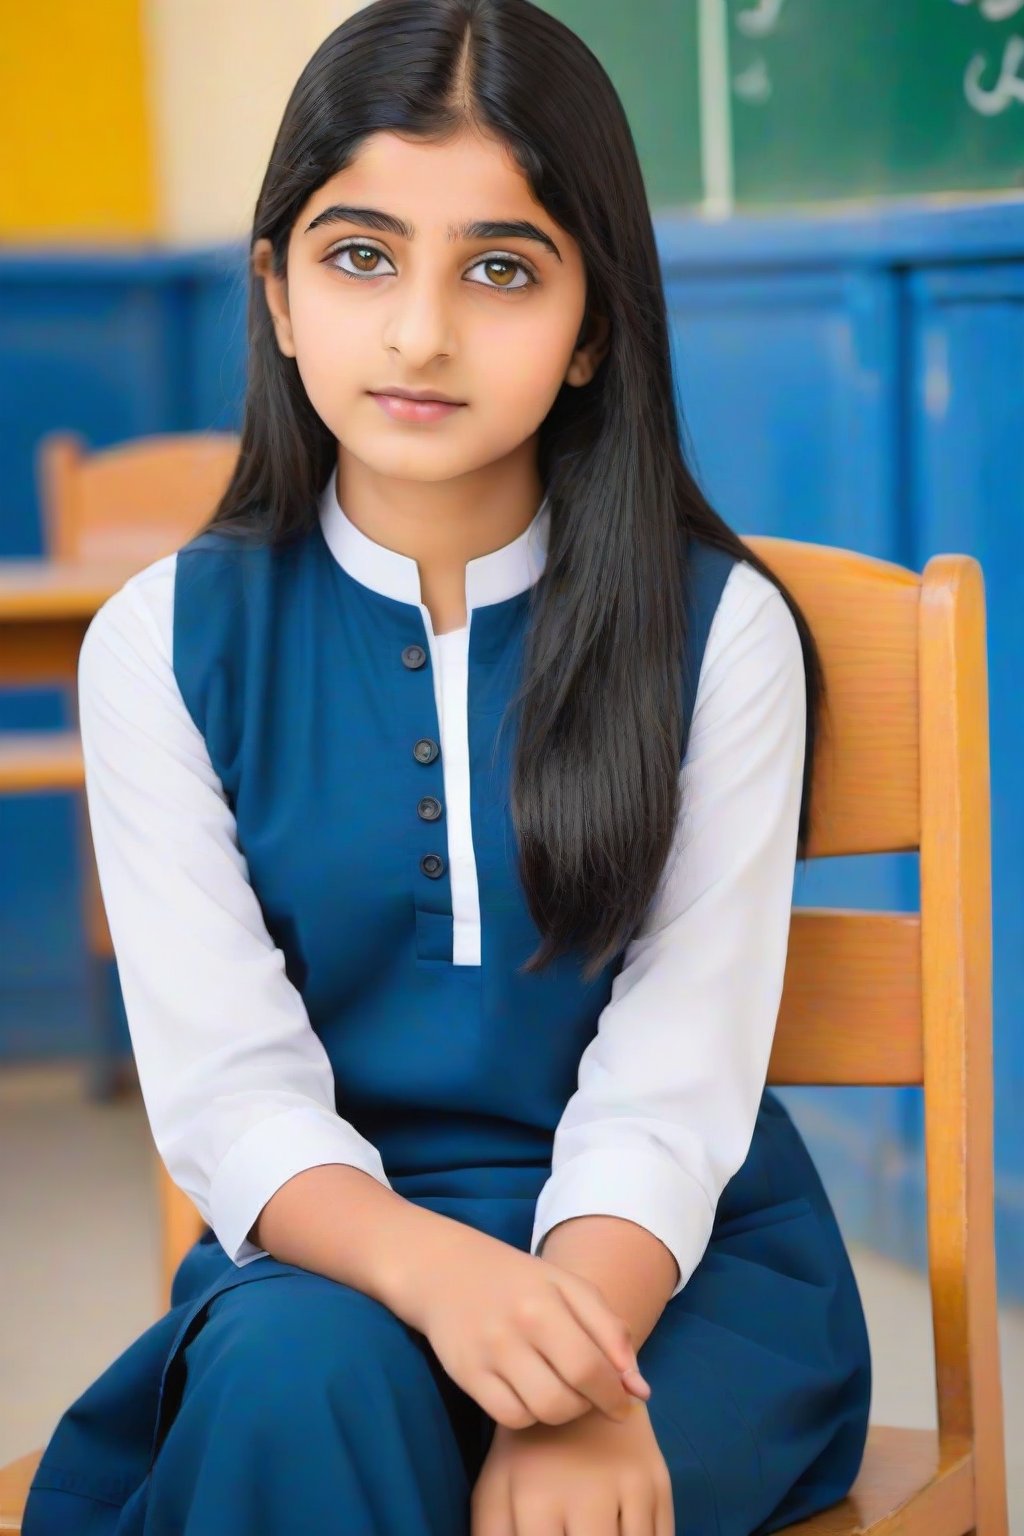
[374,1202,475,1331]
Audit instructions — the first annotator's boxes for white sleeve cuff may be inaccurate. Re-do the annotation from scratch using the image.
[208,1103,393,1266]
[529,1145,715,1301]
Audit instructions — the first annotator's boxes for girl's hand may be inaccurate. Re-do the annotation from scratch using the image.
[404,1222,652,1428]
[471,1400,674,1535]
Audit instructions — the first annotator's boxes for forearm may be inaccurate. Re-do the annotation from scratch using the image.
[537,1216,679,1352]
[250,1163,467,1329]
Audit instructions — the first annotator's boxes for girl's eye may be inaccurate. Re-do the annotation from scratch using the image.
[466,255,534,292]
[325,242,535,294]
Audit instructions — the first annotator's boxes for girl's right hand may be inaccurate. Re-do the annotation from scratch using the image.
[403,1222,653,1430]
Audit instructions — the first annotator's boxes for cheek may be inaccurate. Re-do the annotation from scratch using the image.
[471,312,575,404]
[293,267,369,340]
[289,291,368,402]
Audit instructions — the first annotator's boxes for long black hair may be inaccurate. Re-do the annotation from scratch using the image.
[201,0,826,984]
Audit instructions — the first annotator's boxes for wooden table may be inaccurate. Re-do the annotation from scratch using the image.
[0,559,137,681]
[0,559,137,787]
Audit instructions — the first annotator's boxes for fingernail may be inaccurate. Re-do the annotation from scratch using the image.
[622,1367,651,1398]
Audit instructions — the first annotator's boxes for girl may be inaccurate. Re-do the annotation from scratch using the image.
[23,2,871,1532]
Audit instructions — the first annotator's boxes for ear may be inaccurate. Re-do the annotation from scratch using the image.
[252,238,297,358]
[565,309,610,388]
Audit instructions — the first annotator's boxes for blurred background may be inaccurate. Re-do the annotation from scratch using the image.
[1,0,1022,1525]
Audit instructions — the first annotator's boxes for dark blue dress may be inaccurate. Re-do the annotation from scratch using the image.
[23,521,870,1535]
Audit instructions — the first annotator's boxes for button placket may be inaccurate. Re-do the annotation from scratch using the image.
[404,641,447,884]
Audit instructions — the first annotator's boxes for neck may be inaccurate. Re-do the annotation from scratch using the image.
[331,450,548,634]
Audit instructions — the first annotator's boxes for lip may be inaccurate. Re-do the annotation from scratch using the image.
[370,391,466,423]
[370,386,465,403]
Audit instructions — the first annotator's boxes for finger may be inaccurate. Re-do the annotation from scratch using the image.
[551,1272,651,1389]
[493,1333,597,1425]
[618,1488,658,1536]
[509,1488,563,1536]
[527,1305,640,1423]
[470,1462,516,1536]
[474,1368,541,1431]
[540,1278,650,1417]
[563,1489,619,1534]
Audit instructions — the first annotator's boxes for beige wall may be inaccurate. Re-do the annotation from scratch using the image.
[144,0,369,246]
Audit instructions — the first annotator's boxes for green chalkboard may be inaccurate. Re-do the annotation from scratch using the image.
[728,0,1024,203]
[537,1,703,207]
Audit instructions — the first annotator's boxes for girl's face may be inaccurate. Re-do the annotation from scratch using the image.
[253,125,608,487]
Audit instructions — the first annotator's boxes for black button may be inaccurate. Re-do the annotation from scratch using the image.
[413,737,440,764]
[420,853,445,878]
[417,796,443,821]
[402,644,427,670]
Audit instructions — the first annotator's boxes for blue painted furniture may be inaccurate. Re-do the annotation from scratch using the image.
[657,198,1024,1300]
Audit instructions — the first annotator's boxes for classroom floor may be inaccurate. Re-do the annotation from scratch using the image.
[3,1059,1022,1532]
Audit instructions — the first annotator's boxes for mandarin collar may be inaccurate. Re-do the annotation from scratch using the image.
[318,471,550,611]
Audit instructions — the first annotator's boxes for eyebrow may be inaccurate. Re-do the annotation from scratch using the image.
[303,204,562,262]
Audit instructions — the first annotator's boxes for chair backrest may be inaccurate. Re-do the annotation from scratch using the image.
[745,537,1004,1528]
[36,429,239,563]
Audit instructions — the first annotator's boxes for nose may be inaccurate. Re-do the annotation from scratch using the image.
[382,271,456,367]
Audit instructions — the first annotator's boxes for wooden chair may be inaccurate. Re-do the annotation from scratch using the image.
[0,430,240,1096]
[0,538,1008,1534]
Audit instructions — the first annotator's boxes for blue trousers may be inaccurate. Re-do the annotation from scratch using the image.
[23,1091,871,1535]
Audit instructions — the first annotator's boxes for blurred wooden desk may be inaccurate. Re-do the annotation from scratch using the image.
[0,559,136,789]
[0,559,134,685]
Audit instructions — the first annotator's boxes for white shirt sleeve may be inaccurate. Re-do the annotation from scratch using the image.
[77,554,393,1268]
[528,560,807,1301]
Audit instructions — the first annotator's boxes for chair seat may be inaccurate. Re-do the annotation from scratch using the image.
[782,1425,974,1534]
[0,1449,40,1534]
[0,1427,975,1535]
[0,731,84,793]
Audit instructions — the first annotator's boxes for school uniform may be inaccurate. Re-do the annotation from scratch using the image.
[23,473,871,1536]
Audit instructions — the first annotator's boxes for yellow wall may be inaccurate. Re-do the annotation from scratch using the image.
[0,0,156,241]
[0,0,368,246]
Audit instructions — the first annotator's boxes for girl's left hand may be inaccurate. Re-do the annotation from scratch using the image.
[470,1397,675,1534]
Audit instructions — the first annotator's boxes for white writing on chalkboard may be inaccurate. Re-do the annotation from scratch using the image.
[733,58,771,103]
[731,0,1024,121]
[952,0,1024,115]
[732,0,786,103]
[965,33,1024,114]
[951,0,1024,19]
[735,0,786,36]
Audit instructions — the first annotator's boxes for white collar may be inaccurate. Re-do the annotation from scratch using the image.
[318,471,550,611]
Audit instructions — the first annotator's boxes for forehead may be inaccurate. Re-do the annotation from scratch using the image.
[295,127,540,233]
